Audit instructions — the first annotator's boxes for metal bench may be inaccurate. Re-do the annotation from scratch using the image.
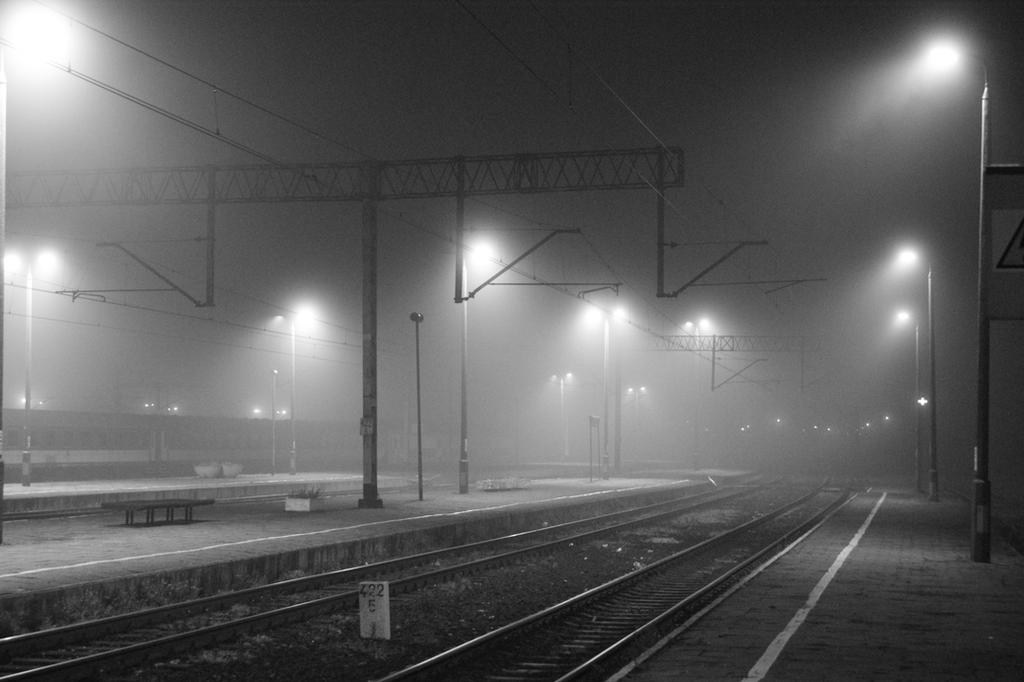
[100,498,215,526]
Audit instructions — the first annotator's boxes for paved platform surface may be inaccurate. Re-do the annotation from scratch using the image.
[621,489,1024,681]
[0,472,690,601]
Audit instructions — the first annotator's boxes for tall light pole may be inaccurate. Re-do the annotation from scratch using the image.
[271,369,278,474]
[0,6,72,539]
[410,312,424,501]
[551,373,572,461]
[274,307,313,476]
[917,37,990,561]
[289,319,297,475]
[973,59,992,563]
[626,385,646,459]
[894,309,926,492]
[0,48,6,541]
[5,250,58,487]
[896,248,939,501]
[22,264,32,486]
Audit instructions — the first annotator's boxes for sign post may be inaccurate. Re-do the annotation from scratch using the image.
[359,581,391,640]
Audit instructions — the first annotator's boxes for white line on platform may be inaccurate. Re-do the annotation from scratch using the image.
[741,491,887,682]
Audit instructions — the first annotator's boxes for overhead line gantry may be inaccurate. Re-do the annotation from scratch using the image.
[8,145,685,505]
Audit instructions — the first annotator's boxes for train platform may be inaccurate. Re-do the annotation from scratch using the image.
[0,471,700,628]
[620,488,1024,681]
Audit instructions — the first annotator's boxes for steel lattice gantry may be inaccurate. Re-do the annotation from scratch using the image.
[7,146,685,506]
[656,334,822,391]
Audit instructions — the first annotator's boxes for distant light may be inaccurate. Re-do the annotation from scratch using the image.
[884,414,891,421]
[895,309,913,325]
[4,253,23,273]
[252,408,262,416]
[918,396,929,406]
[775,417,782,424]
[35,250,60,275]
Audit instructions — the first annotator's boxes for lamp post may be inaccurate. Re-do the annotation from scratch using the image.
[275,307,313,476]
[289,319,297,475]
[23,264,32,486]
[0,5,71,540]
[271,369,278,474]
[551,373,572,461]
[683,318,712,469]
[4,250,58,487]
[972,58,992,563]
[410,312,424,501]
[1,39,7,543]
[895,248,939,501]
[626,386,647,459]
[894,309,927,492]
[916,37,990,561]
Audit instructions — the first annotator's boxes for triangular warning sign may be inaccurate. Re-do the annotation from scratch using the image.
[997,215,1024,269]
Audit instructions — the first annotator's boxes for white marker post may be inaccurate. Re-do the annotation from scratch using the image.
[359,581,391,640]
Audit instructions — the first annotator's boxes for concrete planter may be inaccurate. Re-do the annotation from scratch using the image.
[284,497,327,512]
[220,462,244,478]
[193,464,222,478]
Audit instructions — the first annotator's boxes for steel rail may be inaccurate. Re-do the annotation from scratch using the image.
[377,485,840,681]
[563,489,854,681]
[0,480,758,679]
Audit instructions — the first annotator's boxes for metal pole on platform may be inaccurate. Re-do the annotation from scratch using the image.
[411,312,424,501]
[926,266,939,501]
[289,321,297,475]
[22,267,32,486]
[972,76,991,563]
[271,369,278,474]
[0,50,6,544]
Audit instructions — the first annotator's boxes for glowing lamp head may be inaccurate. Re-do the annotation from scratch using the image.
[923,40,961,74]
[897,248,919,268]
[3,3,71,66]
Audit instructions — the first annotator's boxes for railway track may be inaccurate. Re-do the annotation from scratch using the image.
[377,486,851,681]
[0,479,760,680]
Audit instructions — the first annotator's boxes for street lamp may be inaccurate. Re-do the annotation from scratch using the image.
[275,306,315,476]
[551,372,573,461]
[894,248,938,501]
[683,317,713,468]
[916,36,991,561]
[0,2,71,541]
[4,249,58,487]
[271,369,278,474]
[582,304,625,478]
[410,312,424,501]
[626,386,647,458]
[894,308,929,493]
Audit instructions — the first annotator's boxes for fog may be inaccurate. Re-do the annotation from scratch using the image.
[2,2,1023,511]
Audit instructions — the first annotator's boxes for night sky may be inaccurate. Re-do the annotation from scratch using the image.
[3,1,1023,494]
